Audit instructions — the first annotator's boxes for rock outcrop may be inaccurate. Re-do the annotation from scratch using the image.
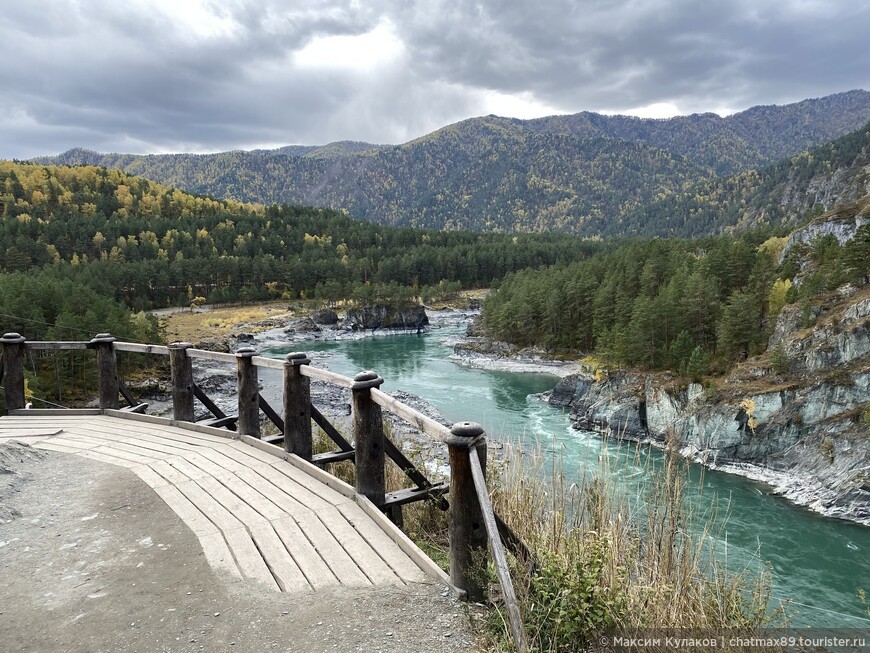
[343,305,429,331]
[549,287,870,525]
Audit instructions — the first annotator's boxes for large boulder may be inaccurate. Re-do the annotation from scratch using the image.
[344,305,429,331]
[311,308,339,325]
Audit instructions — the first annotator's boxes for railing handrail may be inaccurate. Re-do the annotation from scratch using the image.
[469,445,528,652]
[2,334,528,652]
[11,338,445,442]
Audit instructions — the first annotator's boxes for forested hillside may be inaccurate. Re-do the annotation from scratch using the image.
[484,194,870,374]
[622,120,870,237]
[0,162,599,324]
[37,91,870,237]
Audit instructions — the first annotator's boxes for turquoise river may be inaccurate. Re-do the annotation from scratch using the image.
[263,321,870,629]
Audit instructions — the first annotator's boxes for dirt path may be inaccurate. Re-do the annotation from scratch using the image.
[0,442,480,653]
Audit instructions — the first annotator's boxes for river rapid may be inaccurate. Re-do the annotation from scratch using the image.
[255,312,870,629]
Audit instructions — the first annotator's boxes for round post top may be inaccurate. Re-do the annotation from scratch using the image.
[352,370,384,391]
[168,341,193,350]
[450,421,485,438]
[1,332,26,344]
[286,351,311,366]
[235,346,257,358]
[89,333,116,344]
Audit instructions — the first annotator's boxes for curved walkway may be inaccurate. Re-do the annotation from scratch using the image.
[0,411,440,593]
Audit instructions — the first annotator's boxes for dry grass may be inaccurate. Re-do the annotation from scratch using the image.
[160,301,297,343]
[480,435,785,651]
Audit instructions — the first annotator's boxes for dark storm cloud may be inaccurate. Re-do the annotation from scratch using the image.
[389,0,870,112]
[0,0,867,159]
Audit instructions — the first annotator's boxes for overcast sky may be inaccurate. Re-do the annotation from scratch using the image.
[2,0,868,159]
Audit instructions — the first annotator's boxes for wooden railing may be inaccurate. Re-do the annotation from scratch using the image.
[1,331,528,652]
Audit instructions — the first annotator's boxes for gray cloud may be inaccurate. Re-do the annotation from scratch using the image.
[0,0,867,159]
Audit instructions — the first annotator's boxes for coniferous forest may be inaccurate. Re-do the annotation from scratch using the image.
[0,161,598,341]
[4,159,870,379]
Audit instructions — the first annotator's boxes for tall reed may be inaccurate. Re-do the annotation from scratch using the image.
[485,431,784,651]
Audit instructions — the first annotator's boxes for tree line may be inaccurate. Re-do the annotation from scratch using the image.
[483,216,870,375]
[0,161,602,312]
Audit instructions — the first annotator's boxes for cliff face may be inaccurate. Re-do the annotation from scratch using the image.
[550,286,870,525]
[343,305,429,331]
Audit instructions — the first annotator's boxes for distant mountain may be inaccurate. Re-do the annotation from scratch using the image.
[36,90,870,236]
[621,120,870,237]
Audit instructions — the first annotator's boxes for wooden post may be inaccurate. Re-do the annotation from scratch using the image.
[283,352,312,459]
[169,341,195,422]
[352,370,385,507]
[236,346,260,438]
[1,332,27,414]
[446,421,488,601]
[90,333,119,410]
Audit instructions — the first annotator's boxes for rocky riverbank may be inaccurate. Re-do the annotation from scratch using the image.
[544,287,870,526]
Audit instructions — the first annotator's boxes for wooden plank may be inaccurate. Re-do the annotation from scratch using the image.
[89,416,231,447]
[337,503,428,584]
[258,393,284,433]
[267,460,352,508]
[233,467,311,516]
[113,342,170,355]
[300,366,354,388]
[162,456,210,482]
[311,450,355,465]
[26,341,90,350]
[193,384,230,422]
[80,435,171,459]
[152,484,220,537]
[291,512,370,587]
[198,532,243,580]
[0,435,52,445]
[250,356,283,370]
[0,428,62,437]
[354,495,455,593]
[32,441,86,455]
[316,510,401,586]
[10,408,100,416]
[247,465,331,514]
[179,451,235,480]
[310,406,353,452]
[221,441,279,467]
[77,449,140,469]
[271,517,338,590]
[186,349,236,364]
[102,410,236,440]
[173,480,243,533]
[222,527,279,590]
[248,521,311,592]
[193,447,254,476]
[283,453,358,500]
[91,444,163,465]
[149,458,199,485]
[218,474,286,522]
[370,388,449,442]
[43,435,101,450]
[200,416,237,430]
[382,483,448,509]
[65,422,203,456]
[62,425,187,457]
[239,434,284,458]
[470,446,527,652]
[130,464,170,489]
[194,476,268,527]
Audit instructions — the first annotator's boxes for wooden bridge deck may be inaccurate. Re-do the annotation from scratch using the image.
[0,411,441,593]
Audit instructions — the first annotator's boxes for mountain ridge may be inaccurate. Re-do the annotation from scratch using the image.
[34,90,870,236]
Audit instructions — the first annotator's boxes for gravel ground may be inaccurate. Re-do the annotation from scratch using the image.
[0,441,481,653]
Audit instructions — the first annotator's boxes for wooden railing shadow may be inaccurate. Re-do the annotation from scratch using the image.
[1,331,528,652]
